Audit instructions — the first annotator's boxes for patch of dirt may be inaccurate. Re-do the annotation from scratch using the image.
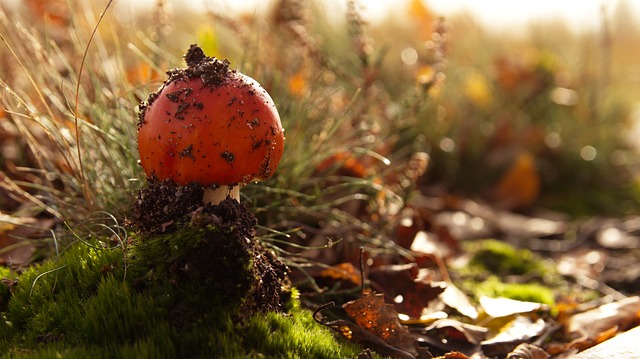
[129,179,204,233]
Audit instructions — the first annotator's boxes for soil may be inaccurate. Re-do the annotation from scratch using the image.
[129,179,289,316]
[137,44,233,127]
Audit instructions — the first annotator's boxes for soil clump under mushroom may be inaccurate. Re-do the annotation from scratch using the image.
[129,180,289,318]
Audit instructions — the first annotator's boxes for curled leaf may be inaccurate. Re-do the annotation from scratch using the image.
[343,291,419,357]
[506,343,549,359]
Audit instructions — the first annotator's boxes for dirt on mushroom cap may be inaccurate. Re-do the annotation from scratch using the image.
[137,45,285,187]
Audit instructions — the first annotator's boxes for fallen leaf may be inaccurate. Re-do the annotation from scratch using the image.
[440,283,478,320]
[410,231,454,258]
[506,343,549,359]
[566,296,640,350]
[432,352,470,359]
[426,319,488,345]
[317,262,362,289]
[480,296,547,318]
[489,152,540,210]
[343,291,419,357]
[287,69,308,97]
[411,318,486,356]
[395,207,426,249]
[481,316,548,356]
[126,63,161,85]
[25,0,70,26]
[369,263,446,318]
[315,151,368,178]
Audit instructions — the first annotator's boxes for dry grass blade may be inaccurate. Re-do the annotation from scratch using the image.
[0,0,144,229]
[72,0,115,210]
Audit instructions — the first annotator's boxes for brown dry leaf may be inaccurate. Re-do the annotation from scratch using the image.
[395,207,426,249]
[413,318,487,354]
[314,302,419,359]
[433,352,470,359]
[368,263,446,318]
[343,291,419,357]
[566,296,640,351]
[506,343,549,359]
[427,319,488,345]
[490,152,540,210]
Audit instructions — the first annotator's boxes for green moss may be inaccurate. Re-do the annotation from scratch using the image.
[0,226,361,358]
[465,239,552,277]
[475,276,555,307]
[454,239,570,312]
[244,309,361,359]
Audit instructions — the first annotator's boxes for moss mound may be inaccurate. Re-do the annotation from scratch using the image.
[466,239,551,277]
[0,195,361,358]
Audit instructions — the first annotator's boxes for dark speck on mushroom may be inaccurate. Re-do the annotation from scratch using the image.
[175,103,190,119]
[252,140,263,150]
[166,88,193,103]
[179,144,195,159]
[221,151,235,163]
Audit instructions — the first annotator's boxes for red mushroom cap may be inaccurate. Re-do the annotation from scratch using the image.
[137,45,284,187]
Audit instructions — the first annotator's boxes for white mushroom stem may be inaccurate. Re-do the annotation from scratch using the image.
[203,185,242,205]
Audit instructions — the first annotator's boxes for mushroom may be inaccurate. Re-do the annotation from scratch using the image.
[137,45,285,204]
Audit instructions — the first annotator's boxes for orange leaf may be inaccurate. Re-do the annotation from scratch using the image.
[316,151,368,178]
[490,152,540,210]
[317,262,362,289]
[287,69,307,98]
[408,0,432,20]
[25,0,69,27]
[407,0,436,39]
[126,63,161,85]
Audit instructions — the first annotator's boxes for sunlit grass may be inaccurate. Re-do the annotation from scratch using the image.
[0,0,143,223]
